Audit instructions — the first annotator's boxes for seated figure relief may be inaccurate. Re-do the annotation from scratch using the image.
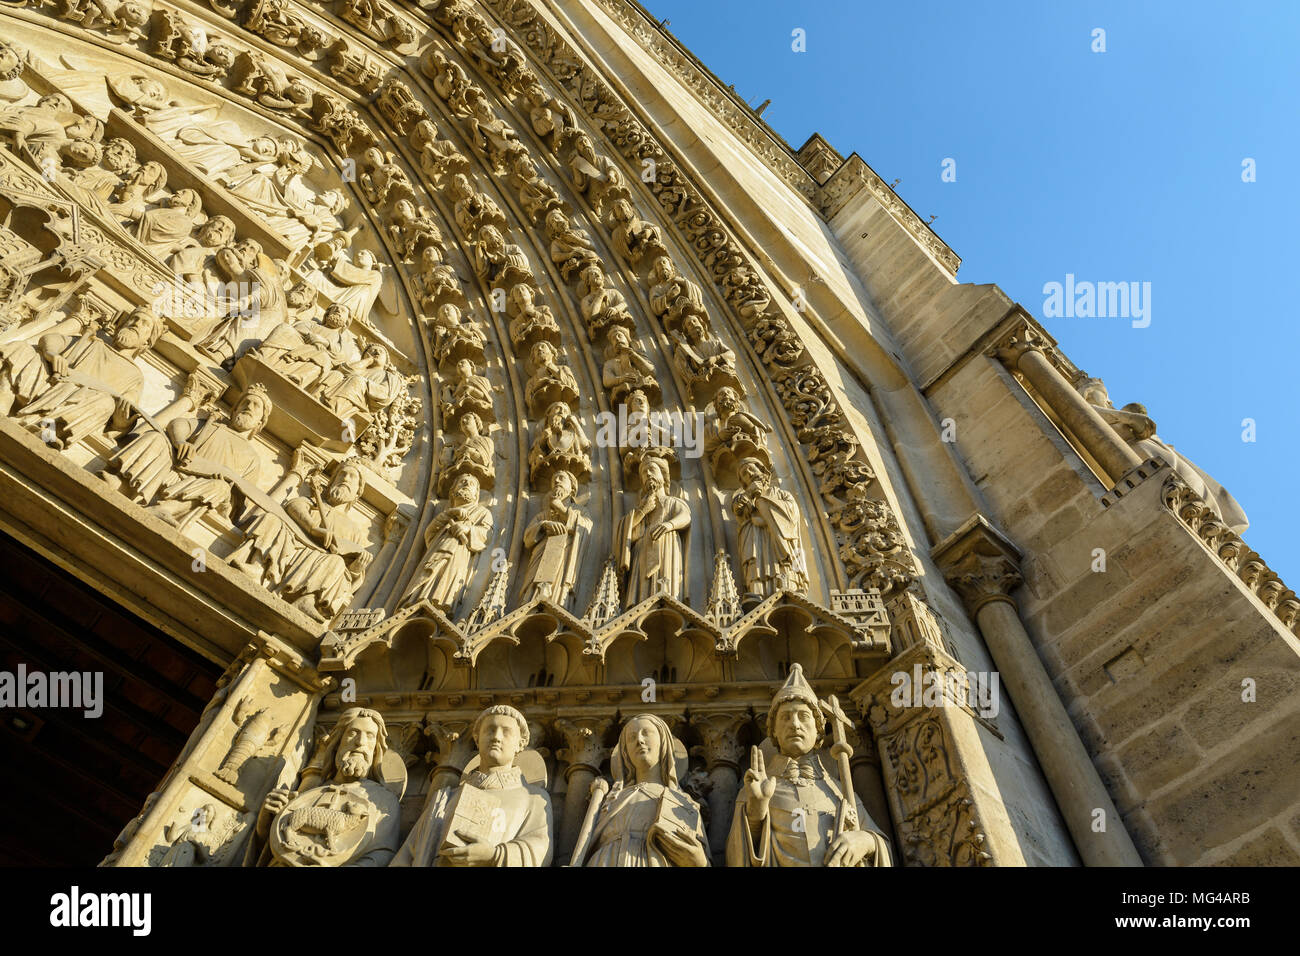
[410,119,470,183]
[448,172,504,234]
[391,705,552,867]
[607,199,667,266]
[251,303,360,391]
[418,246,465,313]
[524,340,578,416]
[544,209,600,284]
[109,160,168,226]
[318,342,406,423]
[471,224,531,289]
[387,198,443,262]
[670,314,740,403]
[9,306,163,449]
[509,153,562,224]
[168,215,237,285]
[578,265,635,340]
[602,326,660,406]
[440,410,495,493]
[229,457,373,622]
[251,707,401,867]
[571,714,710,867]
[441,357,495,427]
[704,385,772,478]
[648,255,706,330]
[528,399,590,487]
[506,283,561,351]
[194,239,290,368]
[148,383,273,534]
[427,302,486,369]
[359,146,414,207]
[132,188,205,260]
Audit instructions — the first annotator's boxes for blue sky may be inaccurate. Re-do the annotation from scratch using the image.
[642,0,1300,583]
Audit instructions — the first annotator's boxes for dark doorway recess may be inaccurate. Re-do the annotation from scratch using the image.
[0,532,224,866]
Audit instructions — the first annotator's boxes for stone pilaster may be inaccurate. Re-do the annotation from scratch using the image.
[105,632,329,867]
[932,515,1143,866]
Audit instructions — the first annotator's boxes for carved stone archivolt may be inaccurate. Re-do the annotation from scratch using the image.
[0,0,1032,870]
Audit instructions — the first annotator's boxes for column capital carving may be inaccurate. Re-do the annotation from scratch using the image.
[555,716,611,778]
[688,710,749,771]
[931,515,1023,616]
[424,718,476,779]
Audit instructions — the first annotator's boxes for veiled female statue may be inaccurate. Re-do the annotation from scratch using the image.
[571,714,709,867]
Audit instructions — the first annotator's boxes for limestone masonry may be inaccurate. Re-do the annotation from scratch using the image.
[0,0,1292,868]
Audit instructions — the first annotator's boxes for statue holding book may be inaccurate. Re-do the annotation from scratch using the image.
[390,705,553,867]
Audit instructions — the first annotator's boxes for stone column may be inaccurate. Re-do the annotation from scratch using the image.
[995,331,1142,483]
[689,710,748,860]
[555,716,610,863]
[424,719,476,793]
[849,723,897,855]
[933,516,1143,867]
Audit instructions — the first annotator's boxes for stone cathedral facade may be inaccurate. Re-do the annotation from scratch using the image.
[0,0,1293,868]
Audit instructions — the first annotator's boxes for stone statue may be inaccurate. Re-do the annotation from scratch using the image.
[359,146,414,206]
[648,255,705,329]
[471,224,531,288]
[578,265,634,339]
[67,136,137,206]
[528,400,590,486]
[510,153,563,223]
[410,118,469,182]
[441,357,494,426]
[108,161,168,228]
[133,188,205,259]
[607,199,667,265]
[318,342,406,422]
[727,664,893,867]
[1079,377,1249,533]
[614,454,691,603]
[194,239,289,367]
[168,215,237,285]
[254,708,400,866]
[15,306,164,450]
[572,714,710,867]
[428,302,485,368]
[544,208,600,283]
[391,705,553,867]
[441,410,495,492]
[524,340,578,415]
[731,458,810,597]
[602,327,659,406]
[447,173,504,234]
[401,472,492,612]
[387,198,443,262]
[518,469,590,607]
[507,283,560,350]
[704,385,771,469]
[253,303,360,390]
[230,457,373,621]
[150,384,273,533]
[671,314,739,402]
